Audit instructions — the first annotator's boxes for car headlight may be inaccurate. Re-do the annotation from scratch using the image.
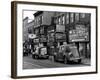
[32,52,35,54]
[69,52,73,57]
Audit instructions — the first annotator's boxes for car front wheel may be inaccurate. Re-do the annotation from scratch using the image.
[53,56,57,62]
[32,54,35,59]
[78,59,81,64]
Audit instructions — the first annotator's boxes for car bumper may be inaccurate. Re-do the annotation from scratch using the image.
[69,57,83,61]
[38,55,49,58]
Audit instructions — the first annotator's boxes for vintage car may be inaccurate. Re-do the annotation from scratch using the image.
[32,47,49,59]
[53,44,82,64]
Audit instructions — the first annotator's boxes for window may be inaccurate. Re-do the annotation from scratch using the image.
[70,13,74,23]
[35,19,37,25]
[66,13,69,24]
[53,17,56,24]
[42,16,43,22]
[40,27,44,34]
[35,29,39,34]
[62,15,65,25]
[58,15,65,25]
[38,17,40,25]
[55,18,58,24]
[80,13,85,18]
[40,16,43,24]
[58,17,61,24]
[75,13,79,21]
[37,17,39,25]
[34,19,36,26]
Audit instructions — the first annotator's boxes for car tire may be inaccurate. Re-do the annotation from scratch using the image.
[64,56,68,64]
[35,55,39,59]
[46,56,49,59]
[32,54,35,59]
[78,59,81,63]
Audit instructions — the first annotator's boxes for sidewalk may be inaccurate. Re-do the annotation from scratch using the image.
[49,56,91,65]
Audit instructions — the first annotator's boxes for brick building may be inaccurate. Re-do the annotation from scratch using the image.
[33,11,55,46]
[23,17,29,42]
[23,17,34,42]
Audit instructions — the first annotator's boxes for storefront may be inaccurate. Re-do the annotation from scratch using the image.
[47,24,66,55]
[68,24,90,58]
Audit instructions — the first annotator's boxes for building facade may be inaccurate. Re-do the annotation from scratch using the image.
[33,11,91,58]
[23,17,29,42]
[52,12,91,58]
[23,17,34,42]
[33,11,55,47]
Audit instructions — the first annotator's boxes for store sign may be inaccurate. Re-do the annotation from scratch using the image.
[40,38,47,42]
[56,33,66,40]
[69,27,89,42]
[56,25,65,32]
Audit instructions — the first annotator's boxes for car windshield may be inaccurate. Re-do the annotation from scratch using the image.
[65,46,71,53]
[70,46,79,57]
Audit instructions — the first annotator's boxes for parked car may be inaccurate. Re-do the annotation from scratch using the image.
[32,47,49,59]
[53,44,82,64]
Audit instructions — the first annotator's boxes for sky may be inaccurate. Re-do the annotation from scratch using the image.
[23,10,37,22]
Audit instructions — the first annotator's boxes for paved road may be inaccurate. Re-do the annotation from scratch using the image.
[23,55,90,69]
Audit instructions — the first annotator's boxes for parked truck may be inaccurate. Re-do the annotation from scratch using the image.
[32,46,49,59]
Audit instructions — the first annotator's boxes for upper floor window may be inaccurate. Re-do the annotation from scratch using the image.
[70,13,74,23]
[39,16,43,25]
[62,15,65,25]
[57,15,65,25]
[75,13,79,21]
[58,17,61,25]
[66,13,69,24]
[37,17,39,25]
[80,13,85,18]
